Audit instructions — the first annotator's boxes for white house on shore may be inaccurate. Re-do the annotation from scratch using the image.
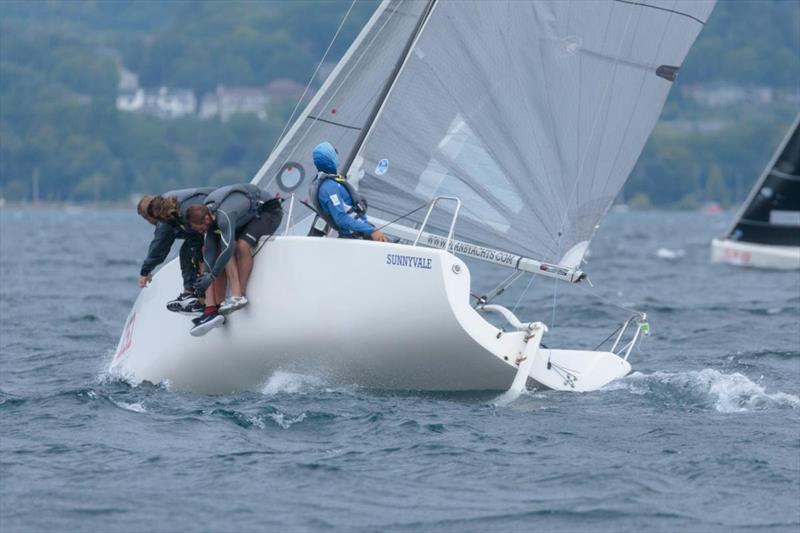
[116,87,197,119]
[200,85,270,121]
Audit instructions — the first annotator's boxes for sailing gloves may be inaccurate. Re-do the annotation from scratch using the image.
[194,273,215,293]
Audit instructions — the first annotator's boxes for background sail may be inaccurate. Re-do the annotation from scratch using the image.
[726,113,800,247]
[252,0,427,197]
[354,0,715,268]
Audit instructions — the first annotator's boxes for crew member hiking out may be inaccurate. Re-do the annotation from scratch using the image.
[308,141,388,242]
[136,187,213,314]
[186,183,283,336]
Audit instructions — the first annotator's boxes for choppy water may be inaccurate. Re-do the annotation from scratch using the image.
[1,208,798,532]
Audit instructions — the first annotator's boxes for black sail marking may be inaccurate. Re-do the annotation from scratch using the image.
[656,65,679,82]
[306,115,362,131]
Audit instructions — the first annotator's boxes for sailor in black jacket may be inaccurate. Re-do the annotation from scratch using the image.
[185,183,283,336]
[136,187,214,313]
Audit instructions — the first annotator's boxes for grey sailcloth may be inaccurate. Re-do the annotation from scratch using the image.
[252,0,428,197]
[353,0,716,268]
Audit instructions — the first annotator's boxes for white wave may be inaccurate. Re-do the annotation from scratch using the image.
[609,369,800,413]
[260,371,325,395]
[655,247,685,260]
[235,410,307,429]
[114,400,147,413]
[267,411,307,429]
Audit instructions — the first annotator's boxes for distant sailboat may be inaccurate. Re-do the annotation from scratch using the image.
[112,0,715,394]
[712,114,800,269]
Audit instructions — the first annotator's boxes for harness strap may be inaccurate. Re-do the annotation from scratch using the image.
[307,173,367,236]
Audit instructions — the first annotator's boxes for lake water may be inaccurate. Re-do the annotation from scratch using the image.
[1,208,798,532]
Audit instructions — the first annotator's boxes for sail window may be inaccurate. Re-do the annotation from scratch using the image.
[414,114,522,233]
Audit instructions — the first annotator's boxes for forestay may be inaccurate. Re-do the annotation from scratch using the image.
[352,0,715,269]
[252,1,427,196]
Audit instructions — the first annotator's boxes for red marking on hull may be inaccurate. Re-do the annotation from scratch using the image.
[724,248,751,263]
[114,312,136,362]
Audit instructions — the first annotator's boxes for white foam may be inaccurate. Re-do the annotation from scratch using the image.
[267,411,307,429]
[114,400,147,413]
[655,247,686,260]
[260,371,324,395]
[609,369,800,413]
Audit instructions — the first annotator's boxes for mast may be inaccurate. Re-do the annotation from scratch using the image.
[341,0,437,176]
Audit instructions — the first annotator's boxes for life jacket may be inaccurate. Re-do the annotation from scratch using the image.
[204,184,263,219]
[308,173,367,235]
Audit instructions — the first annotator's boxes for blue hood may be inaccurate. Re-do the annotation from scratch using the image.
[313,142,338,174]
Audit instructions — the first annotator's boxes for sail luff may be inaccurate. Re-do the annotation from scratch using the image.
[724,113,800,238]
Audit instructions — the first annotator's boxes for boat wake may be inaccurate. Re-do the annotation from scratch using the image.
[606,368,800,413]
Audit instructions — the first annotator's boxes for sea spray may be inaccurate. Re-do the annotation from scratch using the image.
[607,369,800,413]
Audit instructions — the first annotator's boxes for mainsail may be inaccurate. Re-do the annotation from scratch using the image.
[256,0,715,273]
[724,114,800,247]
[353,0,715,269]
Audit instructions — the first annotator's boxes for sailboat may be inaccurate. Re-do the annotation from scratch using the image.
[110,0,715,394]
[711,114,800,269]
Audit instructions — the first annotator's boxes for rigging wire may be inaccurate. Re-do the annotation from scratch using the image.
[511,272,536,314]
[477,270,524,307]
[374,203,430,233]
[268,0,358,156]
[576,279,644,317]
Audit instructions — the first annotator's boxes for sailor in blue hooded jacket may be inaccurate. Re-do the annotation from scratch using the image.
[310,142,387,241]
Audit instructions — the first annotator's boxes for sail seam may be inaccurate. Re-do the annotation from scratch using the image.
[305,115,362,130]
[613,0,705,25]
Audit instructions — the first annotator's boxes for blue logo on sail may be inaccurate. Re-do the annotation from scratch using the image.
[375,158,389,175]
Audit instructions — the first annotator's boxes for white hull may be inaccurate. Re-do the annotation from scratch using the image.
[711,238,800,270]
[111,238,631,394]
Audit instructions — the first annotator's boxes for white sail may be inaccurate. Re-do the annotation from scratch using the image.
[352,0,715,269]
[252,0,428,195]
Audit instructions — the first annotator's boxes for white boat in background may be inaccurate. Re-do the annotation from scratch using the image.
[711,114,800,269]
[111,0,715,394]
